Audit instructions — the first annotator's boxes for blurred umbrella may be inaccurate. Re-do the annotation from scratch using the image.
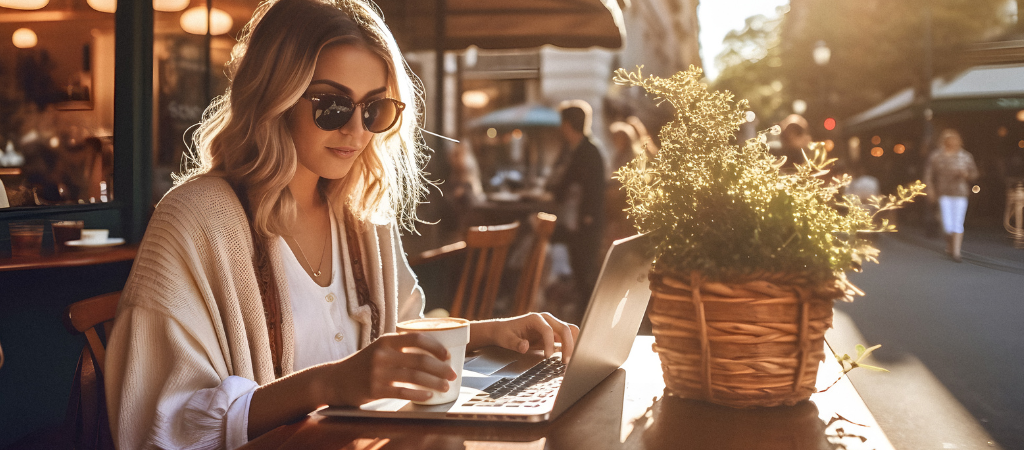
[469,104,561,131]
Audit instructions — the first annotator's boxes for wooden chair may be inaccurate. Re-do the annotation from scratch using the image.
[410,222,520,320]
[511,212,557,316]
[62,291,120,450]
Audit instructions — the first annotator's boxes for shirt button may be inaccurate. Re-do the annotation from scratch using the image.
[334,333,344,342]
[326,293,336,303]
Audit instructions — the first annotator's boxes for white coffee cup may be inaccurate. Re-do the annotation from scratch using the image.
[396,317,470,405]
[80,229,109,243]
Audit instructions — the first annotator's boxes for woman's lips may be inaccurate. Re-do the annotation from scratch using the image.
[327,146,359,158]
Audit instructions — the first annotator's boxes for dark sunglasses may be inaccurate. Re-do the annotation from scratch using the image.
[301,92,405,133]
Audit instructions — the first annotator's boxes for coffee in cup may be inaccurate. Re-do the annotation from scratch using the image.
[51,220,84,251]
[80,229,109,243]
[396,317,470,405]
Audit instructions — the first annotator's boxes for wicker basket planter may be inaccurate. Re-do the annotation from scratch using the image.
[648,270,843,408]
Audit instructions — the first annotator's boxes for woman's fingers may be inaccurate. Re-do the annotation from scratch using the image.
[392,366,452,392]
[389,332,451,362]
[538,313,579,361]
[526,313,557,358]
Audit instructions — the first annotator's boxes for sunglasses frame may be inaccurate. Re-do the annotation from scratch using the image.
[301,92,406,133]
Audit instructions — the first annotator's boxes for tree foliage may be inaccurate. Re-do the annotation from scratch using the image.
[712,0,1014,127]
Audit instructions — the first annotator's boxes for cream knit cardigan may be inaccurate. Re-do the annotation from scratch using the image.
[104,176,423,449]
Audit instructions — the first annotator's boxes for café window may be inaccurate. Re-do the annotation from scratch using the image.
[0,1,116,208]
[152,1,253,201]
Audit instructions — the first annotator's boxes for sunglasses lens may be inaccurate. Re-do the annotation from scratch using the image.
[363,99,401,133]
[312,95,355,131]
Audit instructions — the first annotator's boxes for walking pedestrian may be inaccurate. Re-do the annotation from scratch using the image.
[923,128,979,262]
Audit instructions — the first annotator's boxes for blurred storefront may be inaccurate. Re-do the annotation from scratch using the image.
[844,63,1024,221]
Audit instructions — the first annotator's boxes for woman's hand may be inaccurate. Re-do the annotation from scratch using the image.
[468,313,580,361]
[315,333,458,406]
[248,333,456,438]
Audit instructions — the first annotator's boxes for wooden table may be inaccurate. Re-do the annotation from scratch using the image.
[0,244,137,272]
[242,336,893,450]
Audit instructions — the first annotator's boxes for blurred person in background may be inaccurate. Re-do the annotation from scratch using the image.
[775,114,811,173]
[604,120,644,249]
[625,115,658,157]
[923,128,978,262]
[443,140,485,233]
[547,101,606,318]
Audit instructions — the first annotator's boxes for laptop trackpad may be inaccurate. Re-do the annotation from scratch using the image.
[464,346,533,375]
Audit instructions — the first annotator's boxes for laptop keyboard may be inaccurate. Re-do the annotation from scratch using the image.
[463,355,566,408]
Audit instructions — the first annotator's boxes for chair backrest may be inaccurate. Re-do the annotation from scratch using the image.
[511,212,557,316]
[63,291,120,375]
[63,291,120,450]
[448,221,520,320]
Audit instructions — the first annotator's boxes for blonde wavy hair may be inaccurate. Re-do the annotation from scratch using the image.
[178,0,428,237]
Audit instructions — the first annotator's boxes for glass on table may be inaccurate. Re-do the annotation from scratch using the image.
[51,220,85,251]
[9,222,44,257]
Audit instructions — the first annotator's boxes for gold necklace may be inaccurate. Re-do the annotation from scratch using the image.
[294,219,329,278]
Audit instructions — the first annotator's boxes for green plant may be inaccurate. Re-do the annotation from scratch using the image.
[613,66,924,299]
[820,344,889,393]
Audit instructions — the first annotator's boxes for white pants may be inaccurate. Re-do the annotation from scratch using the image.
[939,196,968,234]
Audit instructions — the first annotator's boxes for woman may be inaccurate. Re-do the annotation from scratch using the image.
[104,1,579,448]
[924,128,979,262]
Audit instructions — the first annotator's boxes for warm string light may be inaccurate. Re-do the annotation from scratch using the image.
[153,0,189,12]
[180,6,234,35]
[0,0,48,10]
[86,0,115,13]
[11,28,37,48]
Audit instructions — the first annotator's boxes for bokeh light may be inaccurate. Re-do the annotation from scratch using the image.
[871,135,881,145]
[1019,140,1024,149]
[871,147,883,157]
[11,28,37,48]
[972,185,981,194]
[824,139,835,151]
[511,129,523,140]
[997,126,1009,137]
[180,6,234,35]
[823,117,836,131]
[745,111,756,122]
[486,128,497,139]
[461,90,489,108]
[1017,110,1024,122]
[894,144,905,154]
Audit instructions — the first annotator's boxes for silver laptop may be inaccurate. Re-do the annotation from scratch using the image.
[319,233,655,423]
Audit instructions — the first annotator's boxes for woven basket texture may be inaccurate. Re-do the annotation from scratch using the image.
[649,270,838,408]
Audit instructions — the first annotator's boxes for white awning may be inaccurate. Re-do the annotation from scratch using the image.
[847,63,1024,132]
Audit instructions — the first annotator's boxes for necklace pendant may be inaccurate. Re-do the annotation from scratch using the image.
[313,269,322,277]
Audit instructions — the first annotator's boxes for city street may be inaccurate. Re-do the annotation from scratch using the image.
[835,231,1024,449]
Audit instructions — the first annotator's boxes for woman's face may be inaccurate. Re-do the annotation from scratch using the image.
[943,133,962,151]
[288,43,389,182]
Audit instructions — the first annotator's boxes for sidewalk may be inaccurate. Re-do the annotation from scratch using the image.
[892,223,1024,275]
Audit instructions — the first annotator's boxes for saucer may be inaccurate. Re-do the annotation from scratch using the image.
[65,237,125,247]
